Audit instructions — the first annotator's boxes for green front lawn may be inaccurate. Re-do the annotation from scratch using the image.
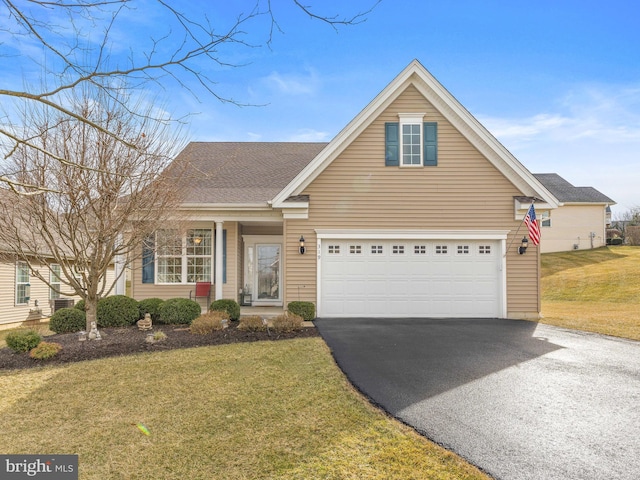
[541,246,640,340]
[0,339,489,480]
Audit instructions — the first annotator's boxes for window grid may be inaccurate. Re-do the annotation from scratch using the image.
[457,245,470,255]
[392,245,405,254]
[402,124,421,165]
[479,245,492,255]
[414,245,427,254]
[371,245,383,254]
[435,245,448,255]
[349,245,362,254]
[186,229,212,283]
[156,229,212,283]
[328,245,340,254]
[50,264,61,300]
[16,261,30,305]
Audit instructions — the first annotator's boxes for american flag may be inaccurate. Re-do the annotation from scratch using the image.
[524,204,541,246]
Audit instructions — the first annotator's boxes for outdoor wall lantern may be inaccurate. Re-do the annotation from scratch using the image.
[193,236,202,246]
[299,236,306,254]
[518,236,529,255]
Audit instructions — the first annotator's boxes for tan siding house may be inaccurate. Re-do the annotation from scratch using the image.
[131,60,560,319]
[533,174,615,253]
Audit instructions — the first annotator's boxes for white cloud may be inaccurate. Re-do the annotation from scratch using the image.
[262,68,321,96]
[479,84,640,216]
[286,129,330,142]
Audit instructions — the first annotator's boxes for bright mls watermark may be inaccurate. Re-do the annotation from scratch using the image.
[1,455,78,479]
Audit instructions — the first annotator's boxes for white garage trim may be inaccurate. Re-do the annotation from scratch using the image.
[316,230,508,318]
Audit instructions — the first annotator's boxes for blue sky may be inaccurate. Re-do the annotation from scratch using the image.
[3,1,639,215]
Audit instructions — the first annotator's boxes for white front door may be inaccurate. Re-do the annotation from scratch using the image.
[243,235,283,306]
[255,244,281,304]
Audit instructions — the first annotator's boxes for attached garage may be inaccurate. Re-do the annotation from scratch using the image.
[317,232,507,318]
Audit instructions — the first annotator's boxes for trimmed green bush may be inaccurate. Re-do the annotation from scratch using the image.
[287,301,315,321]
[138,298,164,322]
[49,308,86,333]
[74,299,85,311]
[29,341,62,360]
[238,315,266,332]
[5,330,43,353]
[97,295,139,328]
[159,298,201,325]
[210,299,240,321]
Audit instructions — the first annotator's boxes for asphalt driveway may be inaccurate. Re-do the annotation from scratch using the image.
[315,318,640,480]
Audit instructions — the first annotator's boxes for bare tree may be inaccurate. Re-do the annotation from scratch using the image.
[0,0,380,190]
[0,83,187,331]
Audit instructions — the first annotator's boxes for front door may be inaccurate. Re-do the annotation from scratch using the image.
[243,235,283,306]
[255,244,281,303]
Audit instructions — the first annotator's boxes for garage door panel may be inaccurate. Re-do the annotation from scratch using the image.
[321,239,501,318]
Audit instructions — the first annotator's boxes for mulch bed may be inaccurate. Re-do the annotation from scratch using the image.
[0,323,320,371]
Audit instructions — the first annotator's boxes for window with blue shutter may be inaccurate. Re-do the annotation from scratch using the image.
[385,121,437,167]
[385,122,399,166]
[142,234,155,284]
[423,122,437,166]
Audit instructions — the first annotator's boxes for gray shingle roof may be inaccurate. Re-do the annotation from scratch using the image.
[165,142,328,204]
[534,173,615,204]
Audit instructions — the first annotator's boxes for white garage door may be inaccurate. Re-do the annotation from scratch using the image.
[319,239,502,318]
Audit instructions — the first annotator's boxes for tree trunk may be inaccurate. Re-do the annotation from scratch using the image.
[85,297,98,333]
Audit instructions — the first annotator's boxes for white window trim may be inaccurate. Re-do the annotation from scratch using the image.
[16,261,30,305]
[399,113,425,167]
[155,229,213,285]
[50,264,61,300]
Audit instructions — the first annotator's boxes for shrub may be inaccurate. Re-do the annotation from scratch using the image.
[152,331,167,342]
[190,311,228,335]
[210,299,240,321]
[49,308,86,333]
[158,298,201,325]
[29,341,62,360]
[238,315,266,332]
[97,295,140,328]
[5,330,43,353]
[287,301,315,321]
[74,299,85,312]
[272,312,304,332]
[138,298,165,322]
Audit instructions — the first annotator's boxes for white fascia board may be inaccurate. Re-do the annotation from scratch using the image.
[180,202,271,210]
[315,229,510,240]
[515,199,557,211]
[281,209,309,219]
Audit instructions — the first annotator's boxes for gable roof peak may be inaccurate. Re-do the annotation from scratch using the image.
[272,60,558,208]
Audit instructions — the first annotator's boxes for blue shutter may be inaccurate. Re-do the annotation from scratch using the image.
[142,235,155,284]
[214,229,227,284]
[385,122,399,166]
[423,122,437,166]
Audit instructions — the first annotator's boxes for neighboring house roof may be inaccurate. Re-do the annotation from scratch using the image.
[165,142,327,205]
[533,173,616,204]
[272,59,559,209]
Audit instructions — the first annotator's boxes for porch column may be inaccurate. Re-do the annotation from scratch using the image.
[215,221,224,300]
